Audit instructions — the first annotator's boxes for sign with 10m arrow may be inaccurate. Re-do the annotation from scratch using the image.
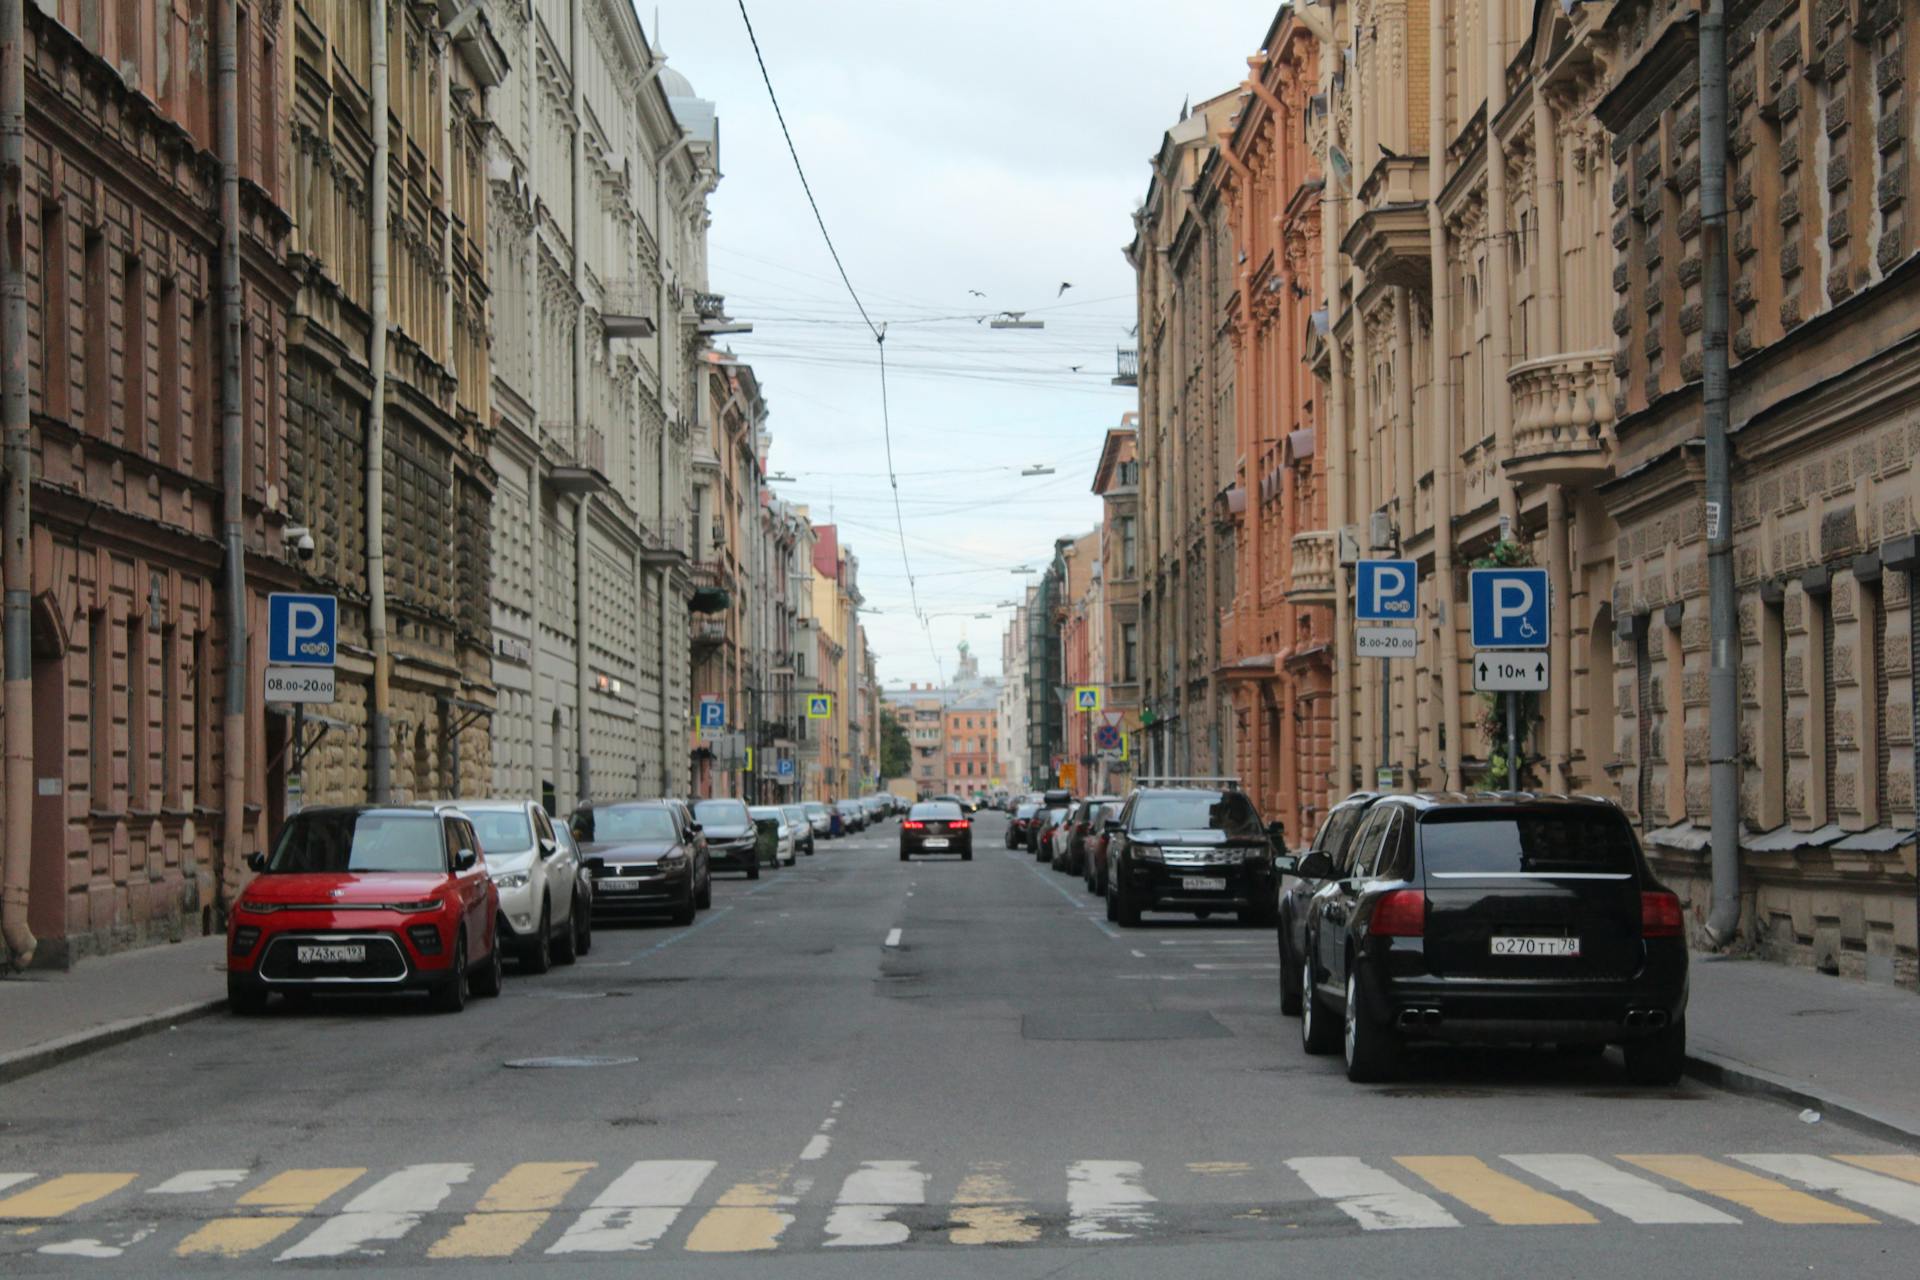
[1473,652,1549,692]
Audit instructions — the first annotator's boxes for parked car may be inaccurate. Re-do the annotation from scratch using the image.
[781,804,816,855]
[1277,793,1381,1015]
[1008,802,1041,849]
[1031,806,1071,859]
[1080,799,1121,895]
[571,800,712,924]
[901,800,973,860]
[1048,801,1083,871]
[804,801,833,839]
[834,800,867,834]
[1105,786,1282,927]
[695,798,762,878]
[459,798,586,973]
[863,795,892,825]
[1292,793,1688,1085]
[550,820,593,955]
[750,806,799,866]
[227,804,504,1014]
[1055,796,1118,876]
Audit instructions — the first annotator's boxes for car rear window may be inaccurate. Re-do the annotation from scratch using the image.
[911,802,963,820]
[581,806,678,843]
[268,811,445,874]
[1015,804,1039,819]
[467,809,534,855]
[1131,792,1262,837]
[1419,809,1639,876]
[695,800,752,827]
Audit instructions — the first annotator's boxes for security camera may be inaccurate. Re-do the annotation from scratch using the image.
[286,525,316,562]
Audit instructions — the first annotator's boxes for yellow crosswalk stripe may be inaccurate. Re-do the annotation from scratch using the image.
[684,1171,794,1253]
[1622,1156,1875,1224]
[951,1164,1040,1245]
[176,1167,368,1258]
[0,1174,136,1220]
[1838,1156,1920,1187]
[1396,1157,1597,1225]
[428,1163,596,1260]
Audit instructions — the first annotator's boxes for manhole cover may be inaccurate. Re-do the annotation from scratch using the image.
[502,1055,638,1070]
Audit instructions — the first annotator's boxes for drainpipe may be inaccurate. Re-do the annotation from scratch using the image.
[367,0,393,802]
[2,0,36,964]
[1393,289,1414,787]
[1700,0,1740,944]
[575,495,591,803]
[1547,484,1570,790]
[1319,34,1351,800]
[1429,0,1461,791]
[654,110,695,800]
[217,0,249,910]
[568,0,593,806]
[1485,0,1518,526]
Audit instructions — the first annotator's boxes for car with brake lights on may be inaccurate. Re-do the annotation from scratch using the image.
[695,797,763,879]
[1292,793,1689,1085]
[1008,801,1041,849]
[1031,806,1071,859]
[750,805,800,866]
[1104,783,1282,927]
[459,798,587,974]
[1277,792,1381,1015]
[227,804,505,1014]
[570,800,712,925]
[900,800,972,860]
[781,804,816,855]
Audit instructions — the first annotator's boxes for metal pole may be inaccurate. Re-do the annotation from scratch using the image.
[1506,692,1520,792]
[366,0,392,802]
[1701,0,1741,945]
[1379,657,1391,790]
[217,0,250,913]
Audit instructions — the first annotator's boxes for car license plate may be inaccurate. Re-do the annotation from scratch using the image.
[600,877,639,891]
[1491,936,1581,957]
[924,838,949,848]
[295,944,365,964]
[1181,876,1227,891]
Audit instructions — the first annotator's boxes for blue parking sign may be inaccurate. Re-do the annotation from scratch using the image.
[698,698,725,730]
[1469,568,1550,650]
[1354,560,1417,622]
[267,593,337,666]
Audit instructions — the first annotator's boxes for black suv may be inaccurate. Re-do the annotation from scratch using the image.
[1277,792,1382,1016]
[1292,793,1688,1084]
[1104,787,1284,927]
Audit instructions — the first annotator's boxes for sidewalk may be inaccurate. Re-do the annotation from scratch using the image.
[0,935,228,1084]
[1686,952,1920,1145]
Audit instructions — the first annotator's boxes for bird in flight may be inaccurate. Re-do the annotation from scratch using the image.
[1057,282,1073,296]
[967,289,986,297]
[1070,365,1084,373]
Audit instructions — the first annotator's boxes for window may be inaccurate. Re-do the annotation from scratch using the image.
[1419,809,1639,876]
[1122,623,1139,683]
[1121,517,1138,577]
[1758,595,1785,830]
[157,277,179,468]
[161,626,180,807]
[90,608,112,808]
[84,228,108,436]
[1818,589,1837,826]
[40,202,68,418]
[124,252,146,455]
[127,612,148,809]
[1866,577,1889,826]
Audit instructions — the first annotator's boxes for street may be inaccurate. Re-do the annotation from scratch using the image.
[2,812,1916,1277]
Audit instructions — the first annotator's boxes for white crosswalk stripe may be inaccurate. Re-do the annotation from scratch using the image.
[276,1164,472,1261]
[148,1171,250,1196]
[1503,1154,1737,1224]
[1066,1160,1156,1241]
[824,1161,926,1247]
[547,1160,716,1254]
[1286,1156,1460,1231]
[1733,1155,1920,1224]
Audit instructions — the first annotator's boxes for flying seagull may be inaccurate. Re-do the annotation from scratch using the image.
[1057,282,1073,296]
[967,289,986,297]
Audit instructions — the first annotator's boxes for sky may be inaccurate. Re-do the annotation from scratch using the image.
[651,0,1273,686]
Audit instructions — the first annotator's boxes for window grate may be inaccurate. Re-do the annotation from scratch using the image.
[1821,593,1838,825]
[1872,583,1890,827]
[1635,623,1653,824]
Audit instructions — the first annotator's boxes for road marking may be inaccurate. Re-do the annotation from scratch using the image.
[1066,1160,1156,1241]
[825,1161,926,1247]
[547,1160,715,1254]
[238,1168,367,1213]
[38,1227,151,1258]
[0,1173,136,1219]
[1838,1155,1920,1185]
[951,1164,1039,1245]
[179,1169,368,1257]
[800,1135,832,1161]
[177,1217,306,1258]
[684,1173,794,1253]
[1286,1157,1459,1231]
[1192,962,1281,971]
[1733,1155,1920,1224]
[1157,938,1265,946]
[1130,949,1147,958]
[885,928,902,948]
[149,1170,250,1195]
[1397,1156,1596,1225]
[1503,1155,1736,1224]
[1189,1162,1254,1176]
[1621,1155,1874,1224]
[277,1164,472,1260]
[0,1175,36,1196]
[427,1162,597,1259]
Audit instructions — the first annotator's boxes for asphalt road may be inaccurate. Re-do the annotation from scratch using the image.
[2,812,1917,1277]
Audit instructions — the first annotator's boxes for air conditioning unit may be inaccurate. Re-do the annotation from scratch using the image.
[710,524,726,547]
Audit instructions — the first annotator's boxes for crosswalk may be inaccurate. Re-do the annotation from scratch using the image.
[3,1152,1918,1261]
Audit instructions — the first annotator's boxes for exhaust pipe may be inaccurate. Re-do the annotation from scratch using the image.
[1397,1009,1422,1030]
[1623,1010,1646,1029]
[1647,1010,1669,1029]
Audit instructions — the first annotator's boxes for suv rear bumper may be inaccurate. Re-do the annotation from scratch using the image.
[1356,965,1689,1044]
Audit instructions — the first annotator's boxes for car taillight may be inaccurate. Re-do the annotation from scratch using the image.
[1370,889,1426,937]
[231,926,260,954]
[1641,890,1683,938]
[951,820,970,830]
[903,820,924,830]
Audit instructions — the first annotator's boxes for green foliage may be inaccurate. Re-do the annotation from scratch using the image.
[880,705,911,780]
[1471,538,1538,789]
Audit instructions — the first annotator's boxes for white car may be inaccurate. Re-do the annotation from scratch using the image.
[749,805,798,866]
[460,799,590,973]
[780,804,816,856]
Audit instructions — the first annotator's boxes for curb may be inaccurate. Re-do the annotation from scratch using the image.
[1684,1050,1920,1150]
[0,999,227,1087]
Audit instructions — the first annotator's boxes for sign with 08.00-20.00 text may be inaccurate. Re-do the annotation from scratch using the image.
[1354,627,1419,659]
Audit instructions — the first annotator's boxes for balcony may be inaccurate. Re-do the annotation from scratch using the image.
[1503,351,1616,487]
[643,517,688,569]
[1112,345,1138,387]
[599,280,657,340]
[1285,530,1337,605]
[545,422,610,496]
[689,558,732,613]
[691,615,730,650]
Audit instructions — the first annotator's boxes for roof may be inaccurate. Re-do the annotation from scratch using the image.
[1371,792,1631,814]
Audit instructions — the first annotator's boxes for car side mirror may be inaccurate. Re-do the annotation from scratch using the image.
[690,822,704,835]
[585,855,605,871]
[1105,819,1123,833]
[1295,849,1334,880]
[539,837,559,859]
[455,848,479,872]
[245,851,267,873]
[1272,852,1298,875]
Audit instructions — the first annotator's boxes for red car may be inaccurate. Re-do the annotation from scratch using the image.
[227,804,504,1014]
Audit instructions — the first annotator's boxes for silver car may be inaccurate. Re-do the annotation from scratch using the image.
[749,805,799,866]
[458,799,590,973]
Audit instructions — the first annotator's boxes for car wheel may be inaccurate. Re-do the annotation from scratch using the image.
[1114,873,1142,928]
[554,898,579,965]
[1278,919,1303,1017]
[1105,876,1118,922]
[1300,939,1338,1054]
[524,901,553,974]
[899,848,911,862]
[434,934,469,1014]
[573,893,594,955]
[695,874,713,910]
[1623,1017,1687,1086]
[961,847,972,861]
[671,884,697,926]
[804,841,814,857]
[1343,969,1399,1082]
[473,931,505,998]
[746,861,760,880]
[227,977,268,1016]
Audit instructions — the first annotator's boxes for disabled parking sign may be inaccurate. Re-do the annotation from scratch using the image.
[1469,567,1549,650]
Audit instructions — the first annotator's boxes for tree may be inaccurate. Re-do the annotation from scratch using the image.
[880,705,910,780]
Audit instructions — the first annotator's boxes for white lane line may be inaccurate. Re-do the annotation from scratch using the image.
[1130,949,1147,958]
[277,1164,472,1260]
[1066,1160,1156,1241]
[1734,1154,1920,1224]
[149,1170,251,1195]
[1192,962,1281,971]
[1157,938,1265,946]
[1287,1157,1459,1231]
[824,1161,926,1247]
[1504,1155,1737,1225]
[800,1136,832,1162]
[547,1160,716,1254]
[884,928,903,948]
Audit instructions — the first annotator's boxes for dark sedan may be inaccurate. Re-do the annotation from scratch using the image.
[1007,802,1041,849]
[1293,793,1688,1085]
[569,801,711,926]
[694,798,761,879]
[900,801,972,860]
[1031,807,1070,859]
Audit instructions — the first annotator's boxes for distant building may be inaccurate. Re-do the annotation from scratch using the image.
[884,643,1003,799]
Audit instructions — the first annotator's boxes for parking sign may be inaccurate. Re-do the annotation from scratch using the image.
[1354,560,1417,623]
[267,593,337,666]
[698,698,725,730]
[1469,567,1550,650]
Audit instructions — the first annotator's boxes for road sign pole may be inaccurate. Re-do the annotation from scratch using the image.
[1506,691,1520,791]
[1380,658,1391,790]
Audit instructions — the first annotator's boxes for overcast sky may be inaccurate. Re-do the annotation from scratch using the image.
[651,0,1272,687]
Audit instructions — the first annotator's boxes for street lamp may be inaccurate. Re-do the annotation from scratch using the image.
[1010,566,1035,575]
[1020,464,1055,477]
[767,471,796,484]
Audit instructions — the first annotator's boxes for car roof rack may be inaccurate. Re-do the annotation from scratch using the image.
[1131,775,1242,789]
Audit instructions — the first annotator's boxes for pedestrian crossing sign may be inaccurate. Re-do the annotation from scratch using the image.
[1074,686,1102,712]
[807,694,833,720]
